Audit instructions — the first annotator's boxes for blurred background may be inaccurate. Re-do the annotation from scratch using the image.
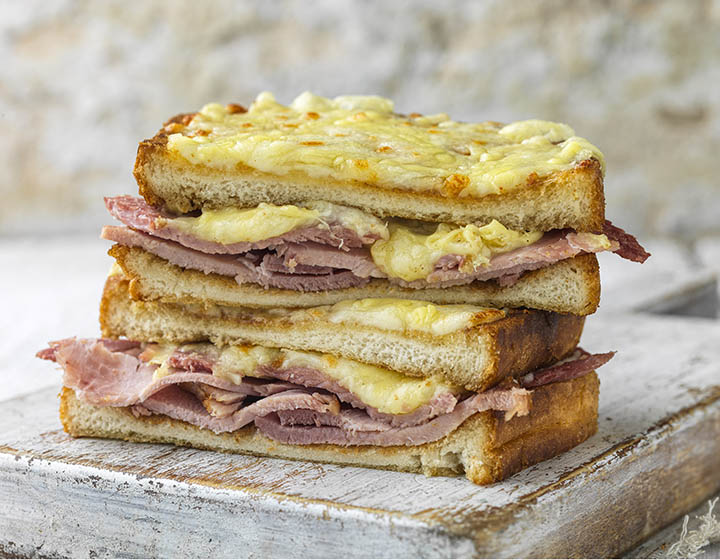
[3,0,720,240]
[1,0,719,339]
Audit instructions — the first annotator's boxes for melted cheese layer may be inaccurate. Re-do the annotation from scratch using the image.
[146,341,457,415]
[371,219,544,282]
[159,201,550,282]
[327,298,505,336]
[279,350,456,415]
[164,200,389,244]
[167,91,604,197]
[169,203,320,244]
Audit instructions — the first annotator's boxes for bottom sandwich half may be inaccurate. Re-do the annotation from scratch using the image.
[59,371,598,485]
[37,274,608,485]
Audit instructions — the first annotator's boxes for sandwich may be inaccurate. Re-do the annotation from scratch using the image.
[102,92,648,315]
[36,91,646,484]
[37,273,613,484]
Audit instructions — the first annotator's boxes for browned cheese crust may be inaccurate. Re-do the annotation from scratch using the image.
[58,371,599,485]
[134,112,605,232]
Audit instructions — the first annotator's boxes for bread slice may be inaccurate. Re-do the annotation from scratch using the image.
[135,120,605,232]
[100,275,585,392]
[110,244,602,316]
[59,370,599,485]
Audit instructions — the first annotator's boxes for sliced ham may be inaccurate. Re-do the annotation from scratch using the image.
[254,386,531,447]
[603,220,651,263]
[183,383,246,418]
[235,258,370,291]
[255,365,459,427]
[519,348,615,388]
[142,386,340,433]
[401,230,618,289]
[276,243,383,278]
[45,338,155,407]
[102,225,370,291]
[105,196,649,292]
[167,348,217,373]
[261,253,334,275]
[38,338,613,445]
[39,339,300,406]
[105,196,374,253]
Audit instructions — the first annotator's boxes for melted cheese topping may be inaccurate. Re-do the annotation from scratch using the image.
[167,91,604,197]
[327,298,505,336]
[371,219,544,282]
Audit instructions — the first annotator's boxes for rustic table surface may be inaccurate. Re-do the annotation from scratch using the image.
[1,236,719,558]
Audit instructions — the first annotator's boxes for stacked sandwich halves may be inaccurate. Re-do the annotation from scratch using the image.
[38,93,648,484]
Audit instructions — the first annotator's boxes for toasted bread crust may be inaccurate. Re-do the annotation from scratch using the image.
[58,371,599,485]
[134,120,605,231]
[109,244,601,316]
[99,274,584,391]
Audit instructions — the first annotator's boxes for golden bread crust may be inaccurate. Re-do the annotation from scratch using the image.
[109,244,601,316]
[99,274,584,392]
[134,121,605,231]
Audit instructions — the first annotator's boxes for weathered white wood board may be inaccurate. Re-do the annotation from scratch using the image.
[2,313,719,558]
[596,243,718,317]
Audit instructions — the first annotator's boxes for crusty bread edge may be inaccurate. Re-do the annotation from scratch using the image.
[59,372,599,485]
[110,244,601,316]
[134,121,605,232]
[99,274,584,392]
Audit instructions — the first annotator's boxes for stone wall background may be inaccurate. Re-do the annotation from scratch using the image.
[2,0,719,241]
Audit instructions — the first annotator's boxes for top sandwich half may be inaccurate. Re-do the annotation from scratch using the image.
[136,91,606,231]
[114,92,648,314]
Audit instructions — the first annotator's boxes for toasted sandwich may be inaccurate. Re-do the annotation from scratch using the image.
[38,273,613,484]
[99,92,648,316]
[36,92,641,485]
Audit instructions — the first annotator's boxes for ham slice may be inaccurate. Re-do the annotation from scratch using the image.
[40,339,302,406]
[402,230,617,289]
[254,365,459,427]
[276,243,383,278]
[38,338,613,445]
[234,259,370,291]
[105,196,375,253]
[102,225,371,291]
[104,196,649,293]
[603,221,651,263]
[142,386,340,433]
[519,349,615,388]
[254,386,530,447]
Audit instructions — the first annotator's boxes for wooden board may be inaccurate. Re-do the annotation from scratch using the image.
[2,313,719,558]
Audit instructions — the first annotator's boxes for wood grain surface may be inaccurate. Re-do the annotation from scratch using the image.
[2,313,719,558]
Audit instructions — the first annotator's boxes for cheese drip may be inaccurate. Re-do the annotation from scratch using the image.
[167,91,605,197]
[371,220,544,282]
